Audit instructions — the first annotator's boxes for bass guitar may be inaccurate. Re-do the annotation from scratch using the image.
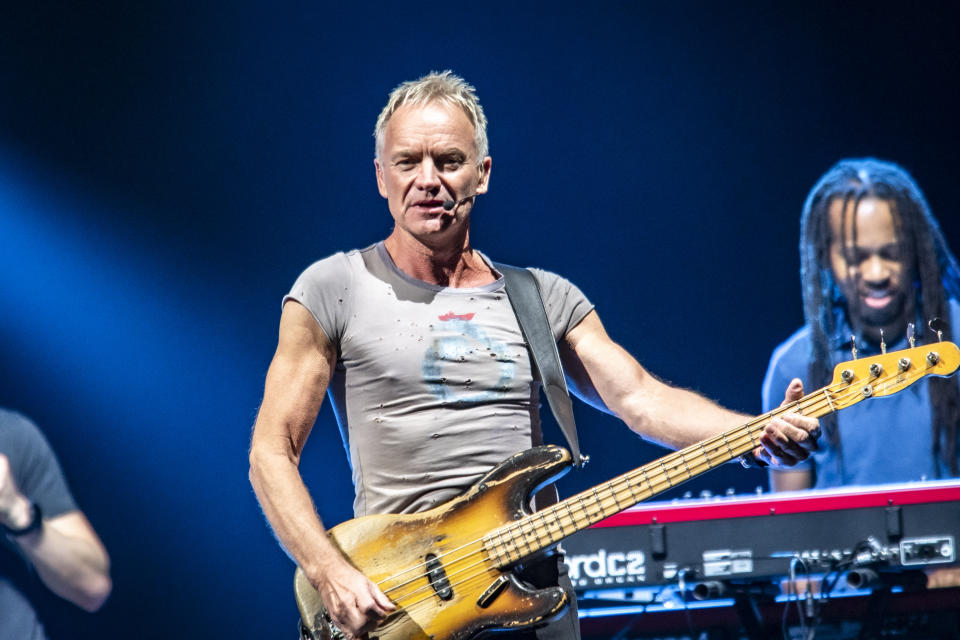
[295,341,960,640]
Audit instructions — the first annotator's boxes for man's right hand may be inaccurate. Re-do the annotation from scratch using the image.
[0,454,33,531]
[312,556,396,639]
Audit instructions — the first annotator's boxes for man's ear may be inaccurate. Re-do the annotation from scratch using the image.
[375,158,387,198]
[476,156,492,194]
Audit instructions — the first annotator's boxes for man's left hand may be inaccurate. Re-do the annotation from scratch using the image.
[752,378,820,467]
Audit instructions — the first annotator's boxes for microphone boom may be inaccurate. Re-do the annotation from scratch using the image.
[442,193,477,211]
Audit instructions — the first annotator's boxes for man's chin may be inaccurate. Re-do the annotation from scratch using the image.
[407,220,465,245]
[417,222,456,238]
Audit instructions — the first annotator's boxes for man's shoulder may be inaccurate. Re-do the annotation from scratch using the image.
[0,408,42,443]
[0,406,29,424]
[525,265,568,283]
[503,264,577,293]
[290,246,377,287]
[0,408,52,468]
[297,246,369,274]
[518,266,588,300]
[483,253,570,282]
[484,254,583,297]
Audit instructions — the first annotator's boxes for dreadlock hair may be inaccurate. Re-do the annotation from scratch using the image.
[800,158,960,479]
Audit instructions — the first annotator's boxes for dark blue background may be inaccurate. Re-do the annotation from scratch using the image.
[2,2,959,637]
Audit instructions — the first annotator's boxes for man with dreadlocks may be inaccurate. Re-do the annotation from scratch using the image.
[764,158,960,492]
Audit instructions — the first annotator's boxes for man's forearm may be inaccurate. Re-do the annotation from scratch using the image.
[622,376,749,450]
[249,446,343,582]
[16,515,111,612]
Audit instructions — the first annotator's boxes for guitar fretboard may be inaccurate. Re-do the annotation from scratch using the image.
[481,346,949,567]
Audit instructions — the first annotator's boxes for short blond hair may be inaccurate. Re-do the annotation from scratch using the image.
[374,71,488,164]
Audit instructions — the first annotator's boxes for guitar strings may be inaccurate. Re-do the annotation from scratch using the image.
[381,365,923,613]
[379,421,785,609]
[373,383,831,597]
[381,365,877,591]
[384,363,935,619]
[377,364,927,609]
[371,362,935,616]
[379,392,840,612]
[489,361,928,559]
[489,376,866,558]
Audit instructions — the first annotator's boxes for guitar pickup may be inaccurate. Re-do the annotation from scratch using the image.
[425,553,453,600]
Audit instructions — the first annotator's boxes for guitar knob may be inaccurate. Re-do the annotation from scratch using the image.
[841,369,855,383]
[899,358,911,372]
[869,363,883,377]
[927,352,941,366]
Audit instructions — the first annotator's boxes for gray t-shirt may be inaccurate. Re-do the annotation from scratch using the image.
[1,409,78,640]
[285,243,594,517]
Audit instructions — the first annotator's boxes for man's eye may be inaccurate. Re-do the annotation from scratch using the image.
[440,157,464,171]
[881,247,902,261]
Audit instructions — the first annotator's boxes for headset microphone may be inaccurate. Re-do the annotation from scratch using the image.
[442,193,478,211]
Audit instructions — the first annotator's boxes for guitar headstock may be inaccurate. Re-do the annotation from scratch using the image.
[828,341,960,410]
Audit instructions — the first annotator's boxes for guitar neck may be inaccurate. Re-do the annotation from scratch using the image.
[484,389,833,564]
[483,341,959,565]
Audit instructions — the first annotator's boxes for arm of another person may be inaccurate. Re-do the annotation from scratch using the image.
[559,311,819,465]
[248,301,394,637]
[0,456,111,612]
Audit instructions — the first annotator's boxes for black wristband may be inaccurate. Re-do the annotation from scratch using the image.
[739,452,769,470]
[2,502,43,537]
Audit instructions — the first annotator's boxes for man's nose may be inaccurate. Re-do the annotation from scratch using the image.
[414,159,440,190]
[861,255,890,283]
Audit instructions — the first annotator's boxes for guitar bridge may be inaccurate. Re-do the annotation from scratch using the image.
[425,553,453,600]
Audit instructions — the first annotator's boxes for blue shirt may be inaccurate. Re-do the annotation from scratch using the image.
[762,311,960,488]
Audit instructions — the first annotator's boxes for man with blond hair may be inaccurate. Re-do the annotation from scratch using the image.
[249,71,819,639]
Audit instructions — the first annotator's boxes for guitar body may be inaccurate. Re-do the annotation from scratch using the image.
[296,445,574,640]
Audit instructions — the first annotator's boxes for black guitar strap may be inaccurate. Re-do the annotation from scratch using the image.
[495,262,588,468]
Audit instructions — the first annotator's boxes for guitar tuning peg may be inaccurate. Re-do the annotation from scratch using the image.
[907,323,916,349]
[880,329,886,355]
[929,318,944,343]
[851,335,858,360]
